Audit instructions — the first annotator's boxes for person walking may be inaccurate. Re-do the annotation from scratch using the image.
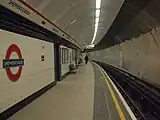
[84,55,89,64]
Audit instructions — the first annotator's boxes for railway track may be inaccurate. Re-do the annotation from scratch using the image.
[93,61,160,120]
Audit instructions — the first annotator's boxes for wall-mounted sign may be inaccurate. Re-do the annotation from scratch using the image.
[3,44,24,82]
[8,0,30,15]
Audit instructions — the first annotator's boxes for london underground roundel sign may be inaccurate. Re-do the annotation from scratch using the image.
[3,44,24,82]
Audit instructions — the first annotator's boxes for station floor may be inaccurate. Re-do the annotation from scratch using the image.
[9,62,136,120]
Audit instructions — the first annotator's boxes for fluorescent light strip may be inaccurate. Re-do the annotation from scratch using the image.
[95,18,99,24]
[96,0,101,9]
[91,0,102,44]
[71,19,77,24]
[96,9,100,17]
[95,23,98,28]
[91,32,96,44]
[91,26,98,43]
[91,24,98,44]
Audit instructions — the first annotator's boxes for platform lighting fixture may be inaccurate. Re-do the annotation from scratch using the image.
[95,23,98,28]
[95,18,99,24]
[71,19,77,24]
[96,9,100,18]
[91,0,102,44]
[96,0,101,9]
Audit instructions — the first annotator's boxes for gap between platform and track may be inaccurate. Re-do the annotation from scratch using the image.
[93,62,137,120]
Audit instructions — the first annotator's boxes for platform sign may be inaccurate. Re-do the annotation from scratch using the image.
[3,44,24,82]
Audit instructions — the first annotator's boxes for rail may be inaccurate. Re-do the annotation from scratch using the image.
[93,60,160,120]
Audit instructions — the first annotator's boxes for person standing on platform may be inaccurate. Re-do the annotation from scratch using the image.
[84,54,89,64]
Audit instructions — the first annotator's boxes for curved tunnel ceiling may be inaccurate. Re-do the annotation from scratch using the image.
[24,0,124,46]
[94,0,160,50]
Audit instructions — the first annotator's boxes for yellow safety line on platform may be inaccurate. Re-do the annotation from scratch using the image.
[95,64,126,120]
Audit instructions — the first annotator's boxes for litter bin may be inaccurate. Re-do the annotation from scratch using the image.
[69,64,76,73]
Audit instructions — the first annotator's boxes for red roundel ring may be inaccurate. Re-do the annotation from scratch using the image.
[5,44,23,82]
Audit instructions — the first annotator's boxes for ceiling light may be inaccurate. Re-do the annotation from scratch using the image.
[95,18,99,24]
[91,38,95,44]
[96,9,100,17]
[93,31,97,38]
[70,19,77,24]
[95,23,98,28]
[95,27,98,32]
[91,0,102,44]
[96,0,101,9]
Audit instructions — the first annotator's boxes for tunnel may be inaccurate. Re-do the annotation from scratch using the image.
[0,0,160,120]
